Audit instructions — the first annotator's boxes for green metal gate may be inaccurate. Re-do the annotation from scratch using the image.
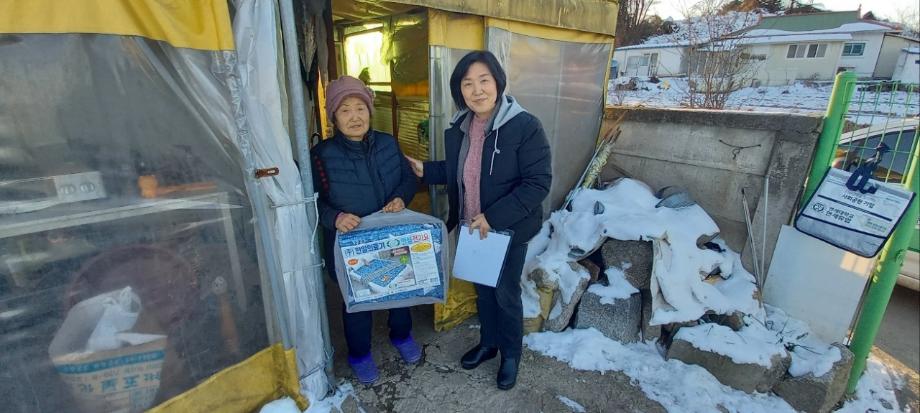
[805,72,919,394]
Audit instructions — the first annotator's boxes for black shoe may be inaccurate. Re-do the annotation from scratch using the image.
[497,356,519,390]
[460,345,497,370]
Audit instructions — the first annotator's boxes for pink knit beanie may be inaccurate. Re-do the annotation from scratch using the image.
[326,75,374,121]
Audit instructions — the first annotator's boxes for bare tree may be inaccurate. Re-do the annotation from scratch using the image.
[682,0,763,109]
[894,6,920,37]
[616,0,657,47]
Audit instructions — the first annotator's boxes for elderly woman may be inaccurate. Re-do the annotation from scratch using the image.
[406,51,552,390]
[311,76,421,385]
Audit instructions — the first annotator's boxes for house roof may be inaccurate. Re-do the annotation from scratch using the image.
[886,33,920,43]
[750,10,861,32]
[904,47,920,54]
[616,43,686,51]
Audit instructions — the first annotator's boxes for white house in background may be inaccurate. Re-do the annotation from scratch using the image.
[892,47,920,84]
[875,34,920,79]
[612,11,910,85]
[613,43,686,77]
[728,11,898,85]
[611,11,762,78]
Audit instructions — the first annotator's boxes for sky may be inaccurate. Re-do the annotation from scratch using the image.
[650,0,920,22]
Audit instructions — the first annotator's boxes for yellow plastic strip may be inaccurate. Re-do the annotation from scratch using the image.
[428,9,484,50]
[485,17,613,44]
[0,0,234,51]
[148,344,308,413]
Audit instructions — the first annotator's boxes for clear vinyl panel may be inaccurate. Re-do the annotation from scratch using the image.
[487,28,612,212]
[428,45,475,222]
[0,34,269,412]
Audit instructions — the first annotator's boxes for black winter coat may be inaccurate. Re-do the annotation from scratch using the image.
[312,130,417,267]
[423,103,551,246]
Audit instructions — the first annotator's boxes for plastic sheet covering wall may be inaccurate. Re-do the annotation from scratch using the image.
[429,46,480,331]
[0,33,270,412]
[232,0,331,398]
[487,28,612,212]
[428,46,477,223]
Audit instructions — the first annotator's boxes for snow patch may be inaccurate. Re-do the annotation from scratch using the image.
[674,322,786,368]
[556,395,586,412]
[303,382,357,413]
[525,328,795,413]
[836,357,907,413]
[588,268,638,303]
[765,305,842,378]
[525,328,907,413]
[260,398,300,413]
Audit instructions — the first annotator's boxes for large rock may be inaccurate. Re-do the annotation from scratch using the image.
[543,263,590,332]
[774,344,855,413]
[574,288,641,343]
[529,267,558,290]
[701,311,745,332]
[601,239,653,290]
[578,258,602,283]
[639,289,661,341]
[667,337,791,393]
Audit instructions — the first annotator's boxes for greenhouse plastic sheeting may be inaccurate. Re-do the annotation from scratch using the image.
[232,0,331,397]
[487,27,612,211]
[429,45,479,331]
[0,31,272,413]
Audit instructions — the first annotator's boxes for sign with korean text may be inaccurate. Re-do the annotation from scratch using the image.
[796,168,915,257]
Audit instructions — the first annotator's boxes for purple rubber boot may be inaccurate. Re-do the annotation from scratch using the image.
[348,353,379,385]
[391,334,422,364]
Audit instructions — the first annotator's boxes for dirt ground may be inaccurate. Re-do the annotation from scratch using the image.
[322,282,919,412]
[324,284,665,413]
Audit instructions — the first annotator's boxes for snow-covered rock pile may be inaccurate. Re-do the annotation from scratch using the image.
[520,178,861,412]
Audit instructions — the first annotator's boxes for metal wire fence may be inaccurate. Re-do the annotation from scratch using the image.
[834,81,919,185]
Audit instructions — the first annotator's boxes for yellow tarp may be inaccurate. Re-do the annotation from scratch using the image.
[148,344,308,413]
[428,9,483,50]
[0,0,234,51]
[390,0,618,36]
[434,276,479,331]
[485,17,614,44]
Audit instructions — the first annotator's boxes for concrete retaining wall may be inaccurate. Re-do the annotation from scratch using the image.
[596,106,822,274]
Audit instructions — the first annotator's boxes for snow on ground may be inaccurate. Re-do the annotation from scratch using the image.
[525,328,796,413]
[556,395,587,412]
[303,382,356,413]
[765,305,842,378]
[525,328,909,413]
[838,357,910,413]
[260,382,357,413]
[607,78,920,126]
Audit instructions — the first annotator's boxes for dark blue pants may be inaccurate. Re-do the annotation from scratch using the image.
[474,243,526,359]
[325,240,413,358]
[342,306,412,358]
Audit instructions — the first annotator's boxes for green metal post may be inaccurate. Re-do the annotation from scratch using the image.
[846,142,920,394]
[802,71,858,207]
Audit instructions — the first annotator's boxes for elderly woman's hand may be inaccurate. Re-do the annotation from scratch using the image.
[383,197,405,213]
[405,155,424,178]
[335,213,361,233]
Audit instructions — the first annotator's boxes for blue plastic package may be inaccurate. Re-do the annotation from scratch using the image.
[333,210,450,313]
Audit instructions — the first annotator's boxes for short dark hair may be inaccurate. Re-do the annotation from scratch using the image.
[449,50,507,111]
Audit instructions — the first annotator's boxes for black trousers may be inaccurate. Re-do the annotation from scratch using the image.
[474,243,527,359]
[326,244,413,358]
[342,306,412,358]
